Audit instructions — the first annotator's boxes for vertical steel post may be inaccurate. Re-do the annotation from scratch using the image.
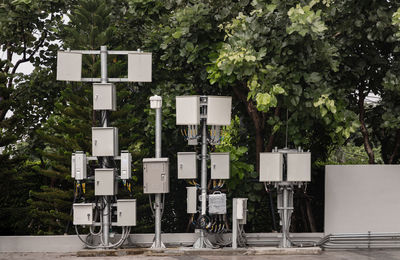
[200,118,207,247]
[232,198,238,249]
[154,99,162,248]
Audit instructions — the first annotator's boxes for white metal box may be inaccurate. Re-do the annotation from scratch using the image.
[177,152,197,179]
[120,152,132,180]
[93,83,116,111]
[71,154,76,179]
[259,152,283,182]
[95,168,117,196]
[206,96,232,126]
[235,198,248,224]
[176,96,200,125]
[92,127,119,157]
[143,158,169,194]
[117,199,136,226]
[57,51,82,81]
[186,186,197,214]
[128,53,152,82]
[74,152,87,180]
[210,152,230,179]
[73,203,93,225]
[287,152,311,182]
[208,192,227,214]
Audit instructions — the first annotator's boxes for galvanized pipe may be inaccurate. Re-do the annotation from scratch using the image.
[200,119,208,247]
[154,104,162,248]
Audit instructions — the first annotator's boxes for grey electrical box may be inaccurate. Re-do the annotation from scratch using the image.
[74,152,87,180]
[287,152,311,182]
[92,127,118,157]
[117,199,136,226]
[143,158,169,194]
[57,51,82,81]
[176,96,200,125]
[73,203,93,225]
[177,152,197,179]
[128,53,152,82]
[120,152,132,180]
[207,96,232,126]
[71,154,76,179]
[259,152,283,182]
[235,198,248,224]
[95,168,117,196]
[186,186,197,214]
[209,192,226,214]
[93,83,116,111]
[210,152,230,179]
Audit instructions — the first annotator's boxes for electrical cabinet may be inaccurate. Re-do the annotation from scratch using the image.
[74,152,87,180]
[71,154,76,179]
[95,168,117,196]
[120,152,132,180]
[93,83,116,111]
[206,96,232,126]
[128,53,152,82]
[186,186,197,214]
[210,152,230,179]
[208,192,226,214]
[176,96,200,125]
[259,152,283,182]
[287,152,311,182]
[235,198,248,224]
[92,127,118,157]
[57,51,82,81]
[117,199,136,226]
[177,152,197,179]
[73,203,93,225]
[143,158,169,194]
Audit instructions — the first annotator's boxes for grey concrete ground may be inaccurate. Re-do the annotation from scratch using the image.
[2,250,400,260]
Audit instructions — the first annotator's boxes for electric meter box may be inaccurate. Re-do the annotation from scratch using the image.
[209,192,227,214]
[259,152,283,182]
[176,96,200,125]
[128,53,152,82]
[71,154,76,179]
[143,158,169,194]
[93,83,116,111]
[92,127,119,157]
[57,51,82,81]
[74,152,87,180]
[186,186,197,214]
[206,96,232,126]
[287,152,311,182]
[120,152,132,180]
[177,152,197,179]
[117,199,136,226]
[73,203,93,225]
[235,198,248,224]
[210,152,230,179]
[95,168,117,196]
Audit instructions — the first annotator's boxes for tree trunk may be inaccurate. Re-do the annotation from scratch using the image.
[358,89,375,164]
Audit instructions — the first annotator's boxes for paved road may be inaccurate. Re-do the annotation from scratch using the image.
[2,250,400,260]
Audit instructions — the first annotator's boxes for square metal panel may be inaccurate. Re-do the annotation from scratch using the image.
[210,152,230,179]
[177,152,197,179]
[176,96,200,125]
[143,158,169,194]
[128,53,152,82]
[208,192,226,214]
[93,83,116,111]
[95,168,117,196]
[206,96,232,126]
[259,153,283,182]
[287,152,311,182]
[92,127,118,157]
[120,152,132,180]
[186,186,197,214]
[73,203,93,225]
[74,152,87,180]
[117,199,136,226]
[57,51,82,81]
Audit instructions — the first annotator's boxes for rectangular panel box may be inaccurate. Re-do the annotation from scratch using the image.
[259,152,283,182]
[73,203,93,225]
[177,152,197,179]
[71,154,76,179]
[287,152,311,182]
[186,186,197,214]
[95,168,117,196]
[128,53,152,82]
[93,83,116,111]
[210,152,230,179]
[235,198,248,224]
[57,51,82,81]
[117,199,136,226]
[176,96,200,125]
[74,152,87,180]
[120,152,132,180]
[143,158,169,194]
[92,127,118,157]
[206,96,232,126]
[208,192,226,214]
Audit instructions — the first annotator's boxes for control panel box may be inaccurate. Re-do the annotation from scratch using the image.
[71,154,76,179]
[210,152,230,179]
[95,168,117,196]
[117,199,136,226]
[208,192,226,214]
[57,51,82,81]
[235,198,248,224]
[287,152,311,182]
[120,152,132,180]
[128,53,152,82]
[176,96,200,125]
[93,83,116,111]
[259,152,283,182]
[177,152,197,179]
[92,127,119,157]
[186,186,197,214]
[143,158,169,194]
[206,96,232,126]
[74,152,87,180]
[73,203,93,225]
